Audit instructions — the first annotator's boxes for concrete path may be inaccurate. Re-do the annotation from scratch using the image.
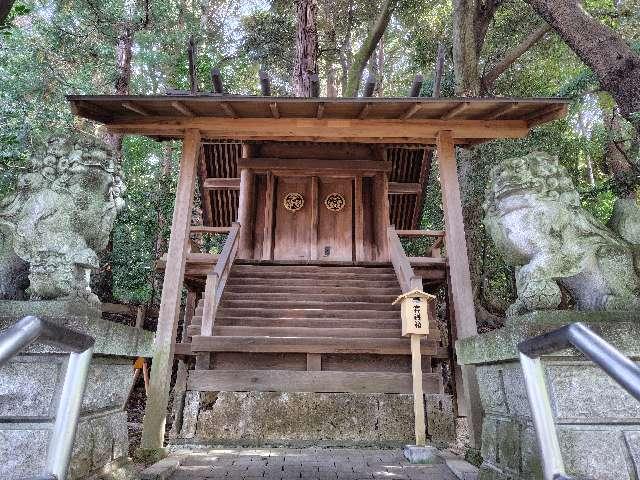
[144,447,473,480]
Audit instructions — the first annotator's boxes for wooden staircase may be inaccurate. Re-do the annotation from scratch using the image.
[182,262,445,395]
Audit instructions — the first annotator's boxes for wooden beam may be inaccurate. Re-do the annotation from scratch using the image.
[190,335,440,355]
[396,229,445,237]
[400,103,422,120]
[219,102,238,118]
[436,129,482,449]
[141,128,200,450]
[527,104,567,127]
[441,102,470,120]
[121,101,150,116]
[197,146,214,226]
[187,369,442,395]
[412,149,433,228]
[203,177,240,190]
[237,157,392,174]
[389,182,421,194]
[237,168,254,259]
[307,353,322,371]
[269,102,280,119]
[190,226,231,234]
[358,103,372,119]
[408,74,424,97]
[486,102,518,119]
[262,172,275,260]
[170,101,194,117]
[354,176,365,262]
[106,117,530,142]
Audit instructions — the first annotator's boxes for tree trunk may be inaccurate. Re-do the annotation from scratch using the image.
[293,0,318,97]
[452,0,482,95]
[0,0,15,25]
[344,0,397,97]
[525,0,640,130]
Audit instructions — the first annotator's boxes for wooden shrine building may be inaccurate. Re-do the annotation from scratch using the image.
[67,94,568,449]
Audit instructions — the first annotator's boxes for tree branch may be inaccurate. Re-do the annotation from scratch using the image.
[481,22,551,92]
[344,0,398,97]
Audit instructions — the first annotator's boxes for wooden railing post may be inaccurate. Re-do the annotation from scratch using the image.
[141,129,200,451]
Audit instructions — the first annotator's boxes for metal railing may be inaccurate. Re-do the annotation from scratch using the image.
[0,316,95,480]
[518,322,640,480]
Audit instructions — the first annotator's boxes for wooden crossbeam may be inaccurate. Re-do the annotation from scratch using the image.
[358,103,372,119]
[389,182,422,194]
[171,101,194,117]
[441,102,470,120]
[190,226,232,234]
[486,102,518,119]
[121,101,150,116]
[203,177,241,190]
[269,102,280,118]
[396,229,445,237]
[106,118,530,142]
[219,102,238,118]
[400,103,422,120]
[187,369,442,395]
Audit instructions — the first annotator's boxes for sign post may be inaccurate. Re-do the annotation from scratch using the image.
[393,289,436,447]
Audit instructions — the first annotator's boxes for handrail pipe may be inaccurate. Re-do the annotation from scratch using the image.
[0,316,95,480]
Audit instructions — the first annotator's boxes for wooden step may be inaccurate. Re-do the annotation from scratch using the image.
[220,293,398,304]
[230,271,398,281]
[191,316,403,329]
[218,300,399,311]
[214,307,400,319]
[226,277,400,288]
[231,264,396,275]
[187,325,402,338]
[189,335,440,355]
[187,369,443,395]
[224,285,401,295]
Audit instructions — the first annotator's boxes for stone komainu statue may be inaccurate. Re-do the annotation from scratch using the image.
[483,151,640,316]
[0,136,125,304]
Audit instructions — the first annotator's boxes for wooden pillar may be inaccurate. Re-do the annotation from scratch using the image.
[410,334,427,445]
[237,168,255,258]
[373,173,390,261]
[141,129,200,451]
[436,130,483,448]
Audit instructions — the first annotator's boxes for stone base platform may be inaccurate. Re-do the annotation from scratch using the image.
[173,390,456,448]
[0,300,155,480]
[456,311,640,480]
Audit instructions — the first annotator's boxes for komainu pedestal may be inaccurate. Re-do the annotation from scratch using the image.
[0,301,154,479]
[456,311,640,480]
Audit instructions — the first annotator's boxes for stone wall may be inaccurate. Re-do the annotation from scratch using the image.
[173,390,456,448]
[0,300,155,479]
[456,311,640,480]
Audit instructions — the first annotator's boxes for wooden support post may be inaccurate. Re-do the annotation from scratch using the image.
[237,168,255,258]
[436,129,483,449]
[141,129,200,451]
[410,334,427,446]
[374,173,390,261]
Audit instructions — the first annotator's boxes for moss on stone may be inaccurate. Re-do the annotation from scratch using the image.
[132,447,166,466]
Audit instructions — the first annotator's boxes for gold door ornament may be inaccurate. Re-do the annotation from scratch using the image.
[283,192,305,211]
[324,193,346,212]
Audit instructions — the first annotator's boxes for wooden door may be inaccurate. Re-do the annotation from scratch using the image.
[317,178,353,261]
[273,176,313,260]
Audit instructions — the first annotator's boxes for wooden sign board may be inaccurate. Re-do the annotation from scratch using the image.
[393,289,436,337]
